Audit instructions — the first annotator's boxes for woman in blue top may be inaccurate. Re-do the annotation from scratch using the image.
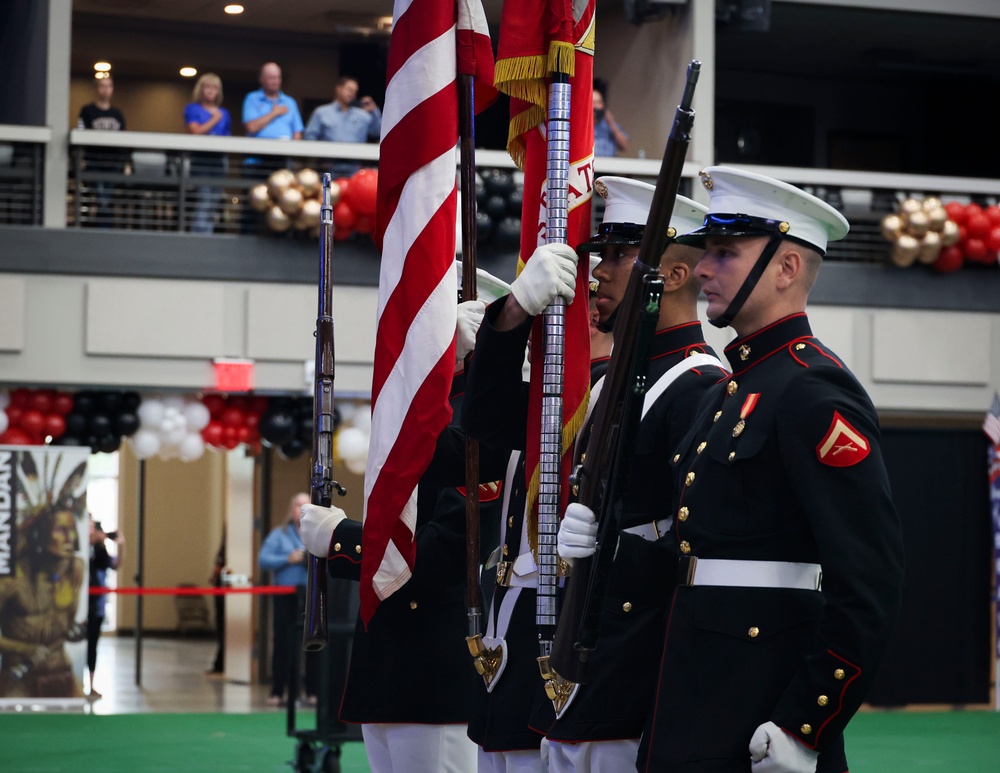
[184,73,231,233]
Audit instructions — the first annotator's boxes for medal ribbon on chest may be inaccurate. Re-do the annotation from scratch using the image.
[732,392,761,438]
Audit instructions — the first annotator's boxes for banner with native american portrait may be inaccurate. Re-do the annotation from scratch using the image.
[0,445,90,705]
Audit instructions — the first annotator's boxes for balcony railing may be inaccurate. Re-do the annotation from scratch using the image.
[0,127,992,269]
[0,125,50,226]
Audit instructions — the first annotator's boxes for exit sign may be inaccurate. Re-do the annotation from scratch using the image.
[213,358,255,392]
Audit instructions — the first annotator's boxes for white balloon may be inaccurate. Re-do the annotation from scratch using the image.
[161,423,188,447]
[137,398,165,428]
[183,401,211,432]
[162,395,186,413]
[337,402,357,425]
[130,429,161,459]
[178,432,205,462]
[0,389,9,411]
[350,404,372,433]
[0,409,8,436]
[336,426,369,464]
[345,453,368,476]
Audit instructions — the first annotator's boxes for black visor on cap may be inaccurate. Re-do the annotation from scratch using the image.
[675,213,788,248]
[576,221,644,253]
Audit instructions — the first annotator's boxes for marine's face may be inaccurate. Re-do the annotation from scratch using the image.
[696,234,771,326]
[590,243,639,323]
[48,510,77,558]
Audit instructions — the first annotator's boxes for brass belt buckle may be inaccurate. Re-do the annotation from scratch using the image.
[678,555,698,586]
[496,560,512,588]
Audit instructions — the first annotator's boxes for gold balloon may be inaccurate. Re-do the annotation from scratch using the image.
[296,168,322,197]
[900,198,922,217]
[905,210,930,238]
[922,196,942,212]
[880,214,903,241]
[939,219,961,246]
[927,207,948,231]
[249,184,271,212]
[267,168,297,201]
[890,233,920,267]
[297,198,322,230]
[267,204,291,232]
[917,230,942,264]
[328,181,342,206]
[278,186,304,216]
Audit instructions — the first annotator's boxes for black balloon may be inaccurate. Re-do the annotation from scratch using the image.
[64,413,87,436]
[295,396,313,417]
[296,415,314,445]
[475,174,487,205]
[259,410,296,446]
[279,437,306,460]
[121,391,142,410]
[98,391,121,414]
[484,168,515,197]
[484,194,507,221]
[57,435,83,447]
[115,411,140,437]
[506,187,523,215]
[496,216,522,244]
[476,210,495,244]
[73,391,95,416]
[88,413,112,436]
[96,434,121,454]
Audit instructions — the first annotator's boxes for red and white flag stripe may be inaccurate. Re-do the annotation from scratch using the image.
[361,0,494,627]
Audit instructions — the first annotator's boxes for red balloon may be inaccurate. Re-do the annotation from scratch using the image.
[5,406,23,429]
[20,409,46,435]
[44,414,67,438]
[202,394,226,417]
[244,412,260,430]
[344,168,378,217]
[333,226,354,241]
[333,200,357,231]
[220,406,245,427]
[334,177,351,199]
[986,226,1000,253]
[965,202,983,219]
[250,395,269,415]
[964,237,988,263]
[236,425,251,443]
[222,425,240,449]
[944,201,967,225]
[9,389,30,409]
[966,212,990,240]
[354,215,374,235]
[0,428,31,445]
[29,390,53,414]
[932,245,965,273]
[52,392,75,416]
[201,421,224,446]
[985,205,1000,226]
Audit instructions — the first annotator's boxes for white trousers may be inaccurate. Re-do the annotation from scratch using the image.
[546,739,639,773]
[362,723,478,773]
[478,745,547,773]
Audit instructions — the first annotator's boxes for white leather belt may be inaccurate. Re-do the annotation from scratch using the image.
[679,557,822,591]
[623,518,673,542]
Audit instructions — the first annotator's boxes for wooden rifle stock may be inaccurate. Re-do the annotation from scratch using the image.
[304,174,348,652]
[549,62,701,683]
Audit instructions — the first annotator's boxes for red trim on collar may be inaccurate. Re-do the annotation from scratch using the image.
[789,339,844,369]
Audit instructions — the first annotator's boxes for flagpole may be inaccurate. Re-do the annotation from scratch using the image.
[537,67,571,668]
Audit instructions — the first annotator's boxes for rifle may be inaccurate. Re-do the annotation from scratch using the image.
[303,174,348,652]
[549,61,701,684]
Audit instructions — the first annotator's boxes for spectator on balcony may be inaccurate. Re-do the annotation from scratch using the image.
[303,76,382,178]
[593,79,630,158]
[185,72,231,233]
[77,76,128,226]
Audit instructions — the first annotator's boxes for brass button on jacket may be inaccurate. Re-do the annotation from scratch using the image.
[679,541,691,554]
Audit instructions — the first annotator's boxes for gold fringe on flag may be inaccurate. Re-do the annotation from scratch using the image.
[547,40,576,77]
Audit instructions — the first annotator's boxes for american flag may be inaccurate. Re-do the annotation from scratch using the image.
[361,0,495,627]
[987,392,1000,676]
[984,391,1000,448]
[495,0,595,551]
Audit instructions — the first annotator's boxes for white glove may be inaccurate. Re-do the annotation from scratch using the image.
[455,300,486,362]
[510,243,579,316]
[558,502,598,562]
[300,503,347,558]
[749,721,819,773]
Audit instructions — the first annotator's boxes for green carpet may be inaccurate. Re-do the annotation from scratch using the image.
[1,709,999,771]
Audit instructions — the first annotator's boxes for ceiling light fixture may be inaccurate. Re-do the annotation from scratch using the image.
[224,4,244,14]
[180,67,198,77]
[94,62,111,72]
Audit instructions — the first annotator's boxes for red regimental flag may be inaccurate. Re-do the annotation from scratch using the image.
[496,0,596,551]
[362,0,495,627]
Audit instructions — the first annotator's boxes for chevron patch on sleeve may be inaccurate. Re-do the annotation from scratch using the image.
[816,410,871,467]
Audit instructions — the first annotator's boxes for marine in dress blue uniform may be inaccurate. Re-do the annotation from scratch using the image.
[632,167,905,773]
[544,178,729,773]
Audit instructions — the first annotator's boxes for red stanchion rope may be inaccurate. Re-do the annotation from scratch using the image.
[88,586,297,596]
